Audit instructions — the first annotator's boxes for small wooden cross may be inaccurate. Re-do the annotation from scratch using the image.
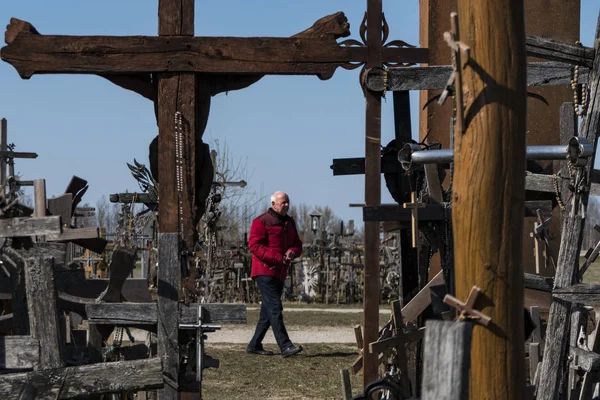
[403,191,426,248]
[529,209,552,274]
[443,286,491,326]
[438,12,470,133]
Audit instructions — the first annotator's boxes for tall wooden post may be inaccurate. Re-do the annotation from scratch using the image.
[452,1,526,398]
[362,0,383,387]
[156,1,196,399]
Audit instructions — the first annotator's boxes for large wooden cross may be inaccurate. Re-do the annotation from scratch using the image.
[1,0,429,394]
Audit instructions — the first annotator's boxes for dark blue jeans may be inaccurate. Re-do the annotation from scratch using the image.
[248,276,292,351]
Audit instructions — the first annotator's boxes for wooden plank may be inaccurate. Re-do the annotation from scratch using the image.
[24,256,64,369]
[46,227,99,241]
[363,201,552,222]
[330,155,402,176]
[0,28,428,80]
[0,358,163,399]
[32,179,46,218]
[553,284,600,303]
[580,318,600,400]
[47,193,73,228]
[421,320,473,400]
[525,36,594,67]
[365,61,589,92]
[537,15,600,400]
[0,336,39,369]
[0,216,61,237]
[180,303,246,324]
[109,193,155,204]
[570,347,600,372]
[0,151,37,159]
[157,232,180,397]
[523,273,553,292]
[86,302,157,325]
[401,271,444,324]
[86,302,246,325]
[340,368,352,400]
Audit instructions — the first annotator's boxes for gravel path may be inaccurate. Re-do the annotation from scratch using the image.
[211,325,356,344]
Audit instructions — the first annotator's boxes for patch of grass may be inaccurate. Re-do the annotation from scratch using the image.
[246,309,391,328]
[582,258,600,285]
[202,343,363,400]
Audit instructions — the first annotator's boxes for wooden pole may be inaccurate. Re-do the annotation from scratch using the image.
[33,179,46,217]
[156,1,196,399]
[452,1,527,398]
[0,118,7,191]
[362,0,383,387]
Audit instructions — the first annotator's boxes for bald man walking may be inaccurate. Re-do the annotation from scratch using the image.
[246,191,303,357]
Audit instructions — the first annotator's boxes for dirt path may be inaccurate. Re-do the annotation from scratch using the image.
[212,325,356,344]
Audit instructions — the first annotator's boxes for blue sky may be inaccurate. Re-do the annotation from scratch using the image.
[0,1,599,226]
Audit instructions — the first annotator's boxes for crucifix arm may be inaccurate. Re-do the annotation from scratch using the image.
[209,12,351,96]
[4,18,157,101]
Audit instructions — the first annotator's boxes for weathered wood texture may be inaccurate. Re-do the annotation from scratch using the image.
[422,321,473,400]
[0,358,163,399]
[362,0,383,386]
[0,216,61,237]
[24,256,64,369]
[365,61,588,92]
[86,302,246,325]
[524,273,553,292]
[47,193,72,227]
[157,232,181,398]
[16,383,36,400]
[552,284,600,303]
[537,13,600,400]
[525,36,594,67]
[32,179,46,218]
[452,2,527,398]
[0,18,427,81]
[0,336,39,369]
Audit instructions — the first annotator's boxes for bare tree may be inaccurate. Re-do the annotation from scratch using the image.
[96,195,119,234]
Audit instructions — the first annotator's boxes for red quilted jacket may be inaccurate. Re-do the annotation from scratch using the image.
[248,209,303,281]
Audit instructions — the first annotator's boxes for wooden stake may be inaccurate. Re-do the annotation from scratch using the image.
[452,3,527,399]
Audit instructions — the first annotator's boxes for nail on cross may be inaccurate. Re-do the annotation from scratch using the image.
[443,286,491,326]
[403,191,426,248]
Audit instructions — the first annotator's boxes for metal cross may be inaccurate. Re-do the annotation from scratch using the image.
[403,191,426,248]
[443,286,491,326]
[179,305,221,394]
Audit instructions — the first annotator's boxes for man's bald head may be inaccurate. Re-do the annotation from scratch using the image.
[271,191,290,216]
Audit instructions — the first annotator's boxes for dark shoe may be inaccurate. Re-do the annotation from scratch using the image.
[246,346,274,356]
[281,345,303,358]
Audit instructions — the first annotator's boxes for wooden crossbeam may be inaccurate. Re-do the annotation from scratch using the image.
[525,36,595,68]
[364,61,589,92]
[363,201,553,222]
[0,358,163,398]
[0,216,61,237]
[1,20,428,80]
[86,302,247,325]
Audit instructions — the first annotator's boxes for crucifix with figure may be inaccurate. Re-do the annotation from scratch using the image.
[1,0,428,395]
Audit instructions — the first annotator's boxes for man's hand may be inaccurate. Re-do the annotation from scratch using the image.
[284,249,296,264]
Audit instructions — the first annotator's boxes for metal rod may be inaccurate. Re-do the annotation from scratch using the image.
[402,142,593,167]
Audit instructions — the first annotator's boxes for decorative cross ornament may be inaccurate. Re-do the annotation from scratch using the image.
[403,191,426,248]
[443,286,491,326]
[438,12,471,134]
